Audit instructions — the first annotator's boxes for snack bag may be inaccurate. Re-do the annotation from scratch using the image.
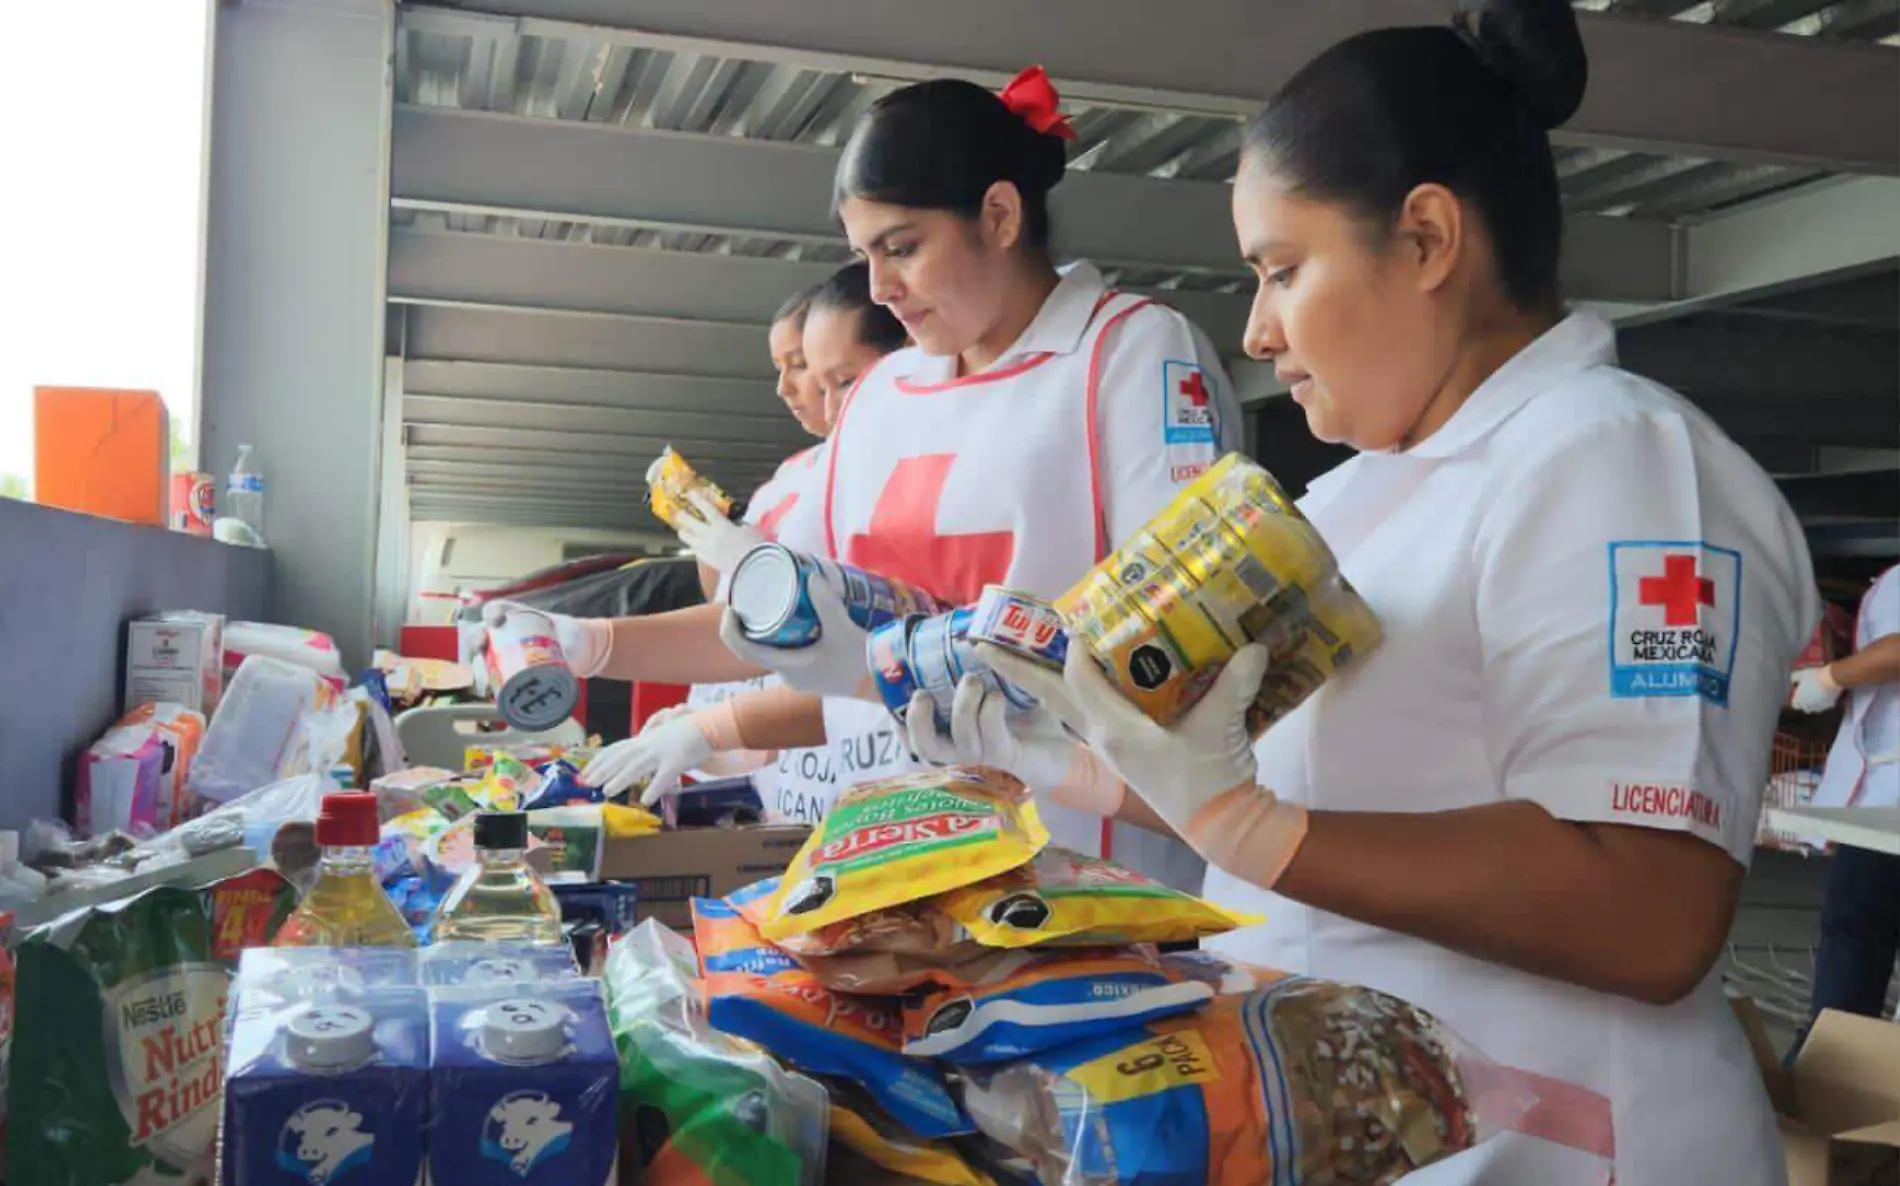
[703,970,972,1139]
[828,1091,999,1186]
[938,847,1258,948]
[962,977,1548,1186]
[692,897,801,979]
[605,922,829,1186]
[648,445,735,529]
[469,752,531,811]
[902,947,1214,1065]
[760,768,1048,944]
[8,868,297,1186]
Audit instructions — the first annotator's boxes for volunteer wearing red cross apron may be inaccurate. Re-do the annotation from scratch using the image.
[920,4,1817,1182]
[718,68,1242,886]
[583,266,919,817]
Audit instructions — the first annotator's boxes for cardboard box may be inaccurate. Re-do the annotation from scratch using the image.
[596,824,810,931]
[125,613,225,717]
[1737,1000,1900,1185]
[33,386,169,525]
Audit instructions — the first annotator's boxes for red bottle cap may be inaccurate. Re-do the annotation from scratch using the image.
[315,792,381,848]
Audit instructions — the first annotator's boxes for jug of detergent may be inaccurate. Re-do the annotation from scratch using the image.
[427,978,618,1185]
[220,979,429,1186]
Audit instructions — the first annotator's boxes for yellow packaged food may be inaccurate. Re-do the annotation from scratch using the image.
[938,846,1260,948]
[760,768,1048,943]
[1055,452,1381,733]
[646,445,733,529]
[603,801,662,838]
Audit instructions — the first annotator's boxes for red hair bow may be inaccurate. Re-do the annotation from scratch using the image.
[999,66,1077,141]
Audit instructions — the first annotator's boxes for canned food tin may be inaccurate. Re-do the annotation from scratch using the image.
[728,544,947,649]
[940,608,1040,712]
[485,608,580,732]
[645,446,733,529]
[907,610,962,720]
[170,471,215,536]
[866,615,926,722]
[967,586,1069,671]
[1055,453,1381,733]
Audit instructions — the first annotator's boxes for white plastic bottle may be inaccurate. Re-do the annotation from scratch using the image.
[226,444,265,542]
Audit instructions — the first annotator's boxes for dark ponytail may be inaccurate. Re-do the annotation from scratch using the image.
[1242,0,1587,312]
[834,76,1070,249]
[773,284,818,330]
[809,262,908,355]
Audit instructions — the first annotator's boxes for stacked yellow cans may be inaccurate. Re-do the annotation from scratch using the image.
[645,446,734,528]
[1055,453,1380,734]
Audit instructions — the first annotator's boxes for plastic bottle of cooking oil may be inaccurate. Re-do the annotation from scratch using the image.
[430,811,564,945]
[275,792,418,948]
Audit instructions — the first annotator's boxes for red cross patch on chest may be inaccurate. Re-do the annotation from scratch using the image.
[845,454,1015,606]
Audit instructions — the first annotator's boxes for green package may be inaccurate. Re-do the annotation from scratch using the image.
[8,867,295,1186]
[605,920,829,1186]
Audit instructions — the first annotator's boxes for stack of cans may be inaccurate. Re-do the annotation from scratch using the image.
[868,587,1063,728]
[1055,454,1381,735]
[729,544,945,648]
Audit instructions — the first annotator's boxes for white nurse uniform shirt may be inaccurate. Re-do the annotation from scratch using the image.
[1812,564,1899,809]
[1204,312,1817,1185]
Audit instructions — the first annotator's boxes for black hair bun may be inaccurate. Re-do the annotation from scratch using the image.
[1012,122,1071,195]
[1456,0,1588,130]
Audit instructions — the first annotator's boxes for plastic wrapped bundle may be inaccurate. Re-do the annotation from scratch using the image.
[962,977,1544,1185]
[604,921,830,1186]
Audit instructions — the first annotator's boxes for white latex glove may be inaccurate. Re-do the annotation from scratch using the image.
[675,491,766,573]
[1790,665,1843,714]
[979,642,1266,839]
[580,714,715,803]
[479,600,615,680]
[984,642,1308,886]
[639,702,697,735]
[907,675,1078,790]
[718,575,872,699]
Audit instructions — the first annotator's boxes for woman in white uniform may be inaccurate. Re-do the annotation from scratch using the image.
[915,4,1817,1181]
[580,264,917,820]
[720,68,1242,890]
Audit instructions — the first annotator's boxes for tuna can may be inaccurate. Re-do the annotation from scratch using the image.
[866,614,926,723]
[1054,453,1382,733]
[967,585,1069,671]
[729,544,826,647]
[728,543,946,649]
[485,608,580,732]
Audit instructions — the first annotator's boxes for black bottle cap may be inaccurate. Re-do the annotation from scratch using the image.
[473,810,529,850]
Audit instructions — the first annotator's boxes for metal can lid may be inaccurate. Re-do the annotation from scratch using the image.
[728,544,803,637]
[285,1004,376,1071]
[481,998,569,1063]
[497,666,579,732]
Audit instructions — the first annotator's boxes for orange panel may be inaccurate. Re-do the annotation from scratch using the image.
[33,386,169,525]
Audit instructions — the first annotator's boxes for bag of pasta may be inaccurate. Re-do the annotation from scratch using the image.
[937,846,1258,948]
[758,768,1048,944]
[961,976,1584,1185]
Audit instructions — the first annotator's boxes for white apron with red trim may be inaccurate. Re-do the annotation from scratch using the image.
[742,439,921,824]
[823,291,1156,862]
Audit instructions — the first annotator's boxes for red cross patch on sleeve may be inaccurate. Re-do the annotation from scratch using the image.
[1608,541,1743,705]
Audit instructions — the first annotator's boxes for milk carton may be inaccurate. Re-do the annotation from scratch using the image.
[418,941,580,989]
[220,987,429,1185]
[427,979,617,1185]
